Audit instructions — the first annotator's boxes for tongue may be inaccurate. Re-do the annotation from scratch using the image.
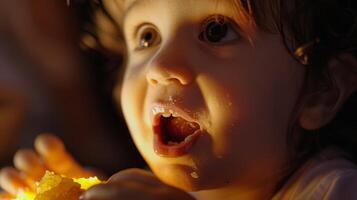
[162,116,200,144]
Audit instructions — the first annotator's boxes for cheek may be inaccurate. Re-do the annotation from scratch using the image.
[119,66,148,136]
[197,75,236,157]
[197,53,305,158]
[120,60,148,111]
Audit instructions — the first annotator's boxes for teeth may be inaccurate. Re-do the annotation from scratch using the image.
[184,133,196,142]
[162,112,172,118]
[152,107,165,115]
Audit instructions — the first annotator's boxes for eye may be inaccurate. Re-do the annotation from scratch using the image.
[136,24,161,50]
[199,15,241,44]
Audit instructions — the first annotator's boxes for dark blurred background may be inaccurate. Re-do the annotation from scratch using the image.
[0,0,145,175]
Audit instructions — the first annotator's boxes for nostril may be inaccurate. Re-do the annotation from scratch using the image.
[149,78,159,85]
[146,65,193,86]
[167,78,183,85]
[152,79,159,84]
[147,76,183,86]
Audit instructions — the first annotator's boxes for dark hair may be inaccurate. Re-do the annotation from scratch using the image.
[258,0,357,161]
[237,0,357,192]
[73,0,124,94]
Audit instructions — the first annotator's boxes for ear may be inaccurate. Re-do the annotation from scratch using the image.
[299,54,357,130]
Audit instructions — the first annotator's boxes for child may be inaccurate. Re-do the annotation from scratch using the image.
[1,0,357,199]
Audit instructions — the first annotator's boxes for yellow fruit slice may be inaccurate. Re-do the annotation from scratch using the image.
[15,171,102,200]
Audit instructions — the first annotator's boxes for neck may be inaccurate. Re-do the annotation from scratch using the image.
[189,166,293,200]
[190,180,279,200]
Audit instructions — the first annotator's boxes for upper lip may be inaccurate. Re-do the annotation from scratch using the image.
[150,102,202,128]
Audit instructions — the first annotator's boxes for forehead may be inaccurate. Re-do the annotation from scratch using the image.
[103,0,148,15]
[102,0,290,39]
[103,0,241,24]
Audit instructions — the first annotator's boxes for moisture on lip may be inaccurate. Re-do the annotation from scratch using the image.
[151,103,200,126]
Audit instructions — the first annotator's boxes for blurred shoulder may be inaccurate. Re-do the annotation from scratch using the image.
[273,148,357,200]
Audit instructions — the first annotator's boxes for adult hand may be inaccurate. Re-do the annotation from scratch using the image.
[81,168,195,200]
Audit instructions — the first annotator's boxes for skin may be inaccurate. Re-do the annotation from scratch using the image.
[116,0,305,199]
[113,0,357,199]
[1,0,356,200]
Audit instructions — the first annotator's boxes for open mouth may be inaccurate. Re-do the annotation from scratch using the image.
[161,115,200,145]
[152,105,202,157]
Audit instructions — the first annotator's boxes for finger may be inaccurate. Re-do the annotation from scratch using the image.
[107,169,195,200]
[108,168,160,187]
[80,183,136,200]
[34,133,88,178]
[13,149,46,181]
[86,169,156,200]
[82,182,194,200]
[0,167,32,195]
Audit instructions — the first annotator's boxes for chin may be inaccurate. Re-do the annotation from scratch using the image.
[151,164,204,191]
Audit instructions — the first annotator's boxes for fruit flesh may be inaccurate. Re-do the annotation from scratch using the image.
[15,171,102,200]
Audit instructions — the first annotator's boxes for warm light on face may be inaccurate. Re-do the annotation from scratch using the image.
[15,171,102,200]
[115,0,305,193]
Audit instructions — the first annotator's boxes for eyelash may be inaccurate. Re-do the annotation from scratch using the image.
[131,14,242,51]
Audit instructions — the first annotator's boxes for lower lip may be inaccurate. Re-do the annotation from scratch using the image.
[153,126,201,157]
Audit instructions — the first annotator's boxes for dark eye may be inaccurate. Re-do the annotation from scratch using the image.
[136,24,161,49]
[199,15,241,44]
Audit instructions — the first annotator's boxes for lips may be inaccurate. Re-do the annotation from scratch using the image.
[151,103,202,157]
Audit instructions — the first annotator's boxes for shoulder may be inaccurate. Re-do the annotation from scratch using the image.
[273,149,357,200]
[323,169,357,200]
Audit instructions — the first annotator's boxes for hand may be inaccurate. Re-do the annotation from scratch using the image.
[81,168,195,200]
[0,133,96,197]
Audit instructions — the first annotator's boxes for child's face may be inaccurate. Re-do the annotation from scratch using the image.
[112,0,306,191]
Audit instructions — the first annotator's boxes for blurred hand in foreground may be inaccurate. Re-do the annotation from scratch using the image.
[81,168,195,200]
[0,134,96,196]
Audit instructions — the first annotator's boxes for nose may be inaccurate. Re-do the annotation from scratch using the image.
[146,45,195,86]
